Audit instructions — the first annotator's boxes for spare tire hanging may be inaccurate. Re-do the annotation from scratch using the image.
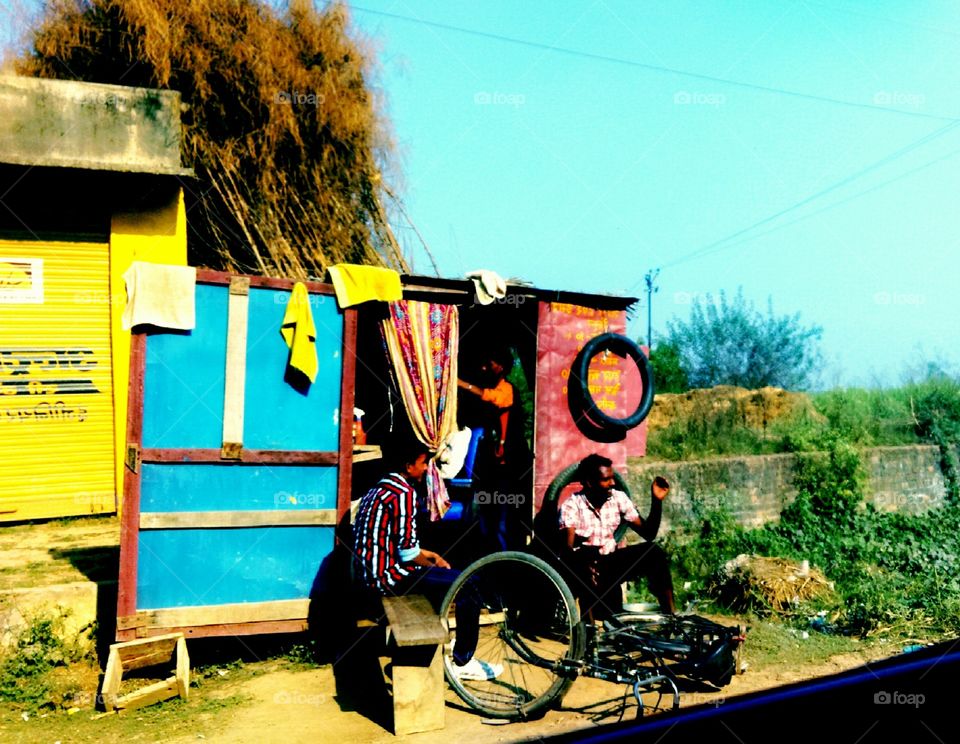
[569,332,654,432]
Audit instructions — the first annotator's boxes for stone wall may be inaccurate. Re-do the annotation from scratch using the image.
[626,444,948,533]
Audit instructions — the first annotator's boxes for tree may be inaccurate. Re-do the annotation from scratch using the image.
[18,0,406,277]
[648,340,689,393]
[665,288,822,390]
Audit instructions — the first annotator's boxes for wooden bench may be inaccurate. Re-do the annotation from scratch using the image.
[380,595,447,736]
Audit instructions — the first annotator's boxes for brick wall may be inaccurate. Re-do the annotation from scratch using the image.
[625,444,948,533]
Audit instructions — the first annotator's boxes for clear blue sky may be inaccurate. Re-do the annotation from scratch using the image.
[3,1,959,387]
[345,0,960,388]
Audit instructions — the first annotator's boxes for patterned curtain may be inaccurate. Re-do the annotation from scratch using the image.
[381,300,459,521]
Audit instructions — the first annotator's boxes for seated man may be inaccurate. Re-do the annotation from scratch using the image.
[558,453,676,619]
[353,438,502,681]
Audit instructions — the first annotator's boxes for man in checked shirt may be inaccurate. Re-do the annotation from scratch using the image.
[559,453,676,619]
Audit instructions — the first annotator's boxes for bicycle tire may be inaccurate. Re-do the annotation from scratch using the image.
[440,551,586,719]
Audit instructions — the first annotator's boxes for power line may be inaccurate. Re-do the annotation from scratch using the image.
[681,141,960,261]
[352,5,960,122]
[661,119,960,269]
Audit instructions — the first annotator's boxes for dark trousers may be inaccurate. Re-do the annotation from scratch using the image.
[567,543,673,619]
[390,567,480,666]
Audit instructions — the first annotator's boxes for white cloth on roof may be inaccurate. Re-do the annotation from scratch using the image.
[122,261,196,330]
[465,269,507,306]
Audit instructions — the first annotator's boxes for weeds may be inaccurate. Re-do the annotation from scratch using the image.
[0,612,90,713]
[664,432,960,639]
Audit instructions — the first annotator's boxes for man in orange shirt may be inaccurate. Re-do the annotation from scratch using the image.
[458,348,518,552]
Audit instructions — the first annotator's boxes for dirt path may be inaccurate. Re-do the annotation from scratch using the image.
[160,644,896,744]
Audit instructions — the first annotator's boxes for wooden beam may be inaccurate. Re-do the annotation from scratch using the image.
[195,268,336,295]
[221,275,250,455]
[116,677,179,711]
[140,448,338,465]
[117,331,146,631]
[139,509,337,529]
[337,308,358,523]
[131,599,311,630]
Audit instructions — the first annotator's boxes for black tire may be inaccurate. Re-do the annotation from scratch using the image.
[542,462,633,545]
[543,461,631,506]
[440,551,586,719]
[570,333,654,432]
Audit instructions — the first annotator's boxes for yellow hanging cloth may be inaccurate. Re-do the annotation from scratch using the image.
[280,282,318,383]
[328,263,403,308]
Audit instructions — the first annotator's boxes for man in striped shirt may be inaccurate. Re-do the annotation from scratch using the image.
[559,453,676,619]
[354,439,502,681]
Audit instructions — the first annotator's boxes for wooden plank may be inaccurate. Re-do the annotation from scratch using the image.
[337,308,357,523]
[446,611,505,630]
[139,509,337,530]
[392,644,444,736]
[117,331,146,631]
[195,269,336,295]
[221,276,249,452]
[101,647,122,711]
[140,448,339,464]
[117,650,175,672]
[175,637,190,701]
[382,595,446,647]
[117,618,308,642]
[116,676,179,711]
[138,599,310,629]
[351,444,382,463]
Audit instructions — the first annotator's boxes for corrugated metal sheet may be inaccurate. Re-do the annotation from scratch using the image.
[0,240,116,521]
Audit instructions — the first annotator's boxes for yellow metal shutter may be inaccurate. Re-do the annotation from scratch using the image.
[0,240,116,521]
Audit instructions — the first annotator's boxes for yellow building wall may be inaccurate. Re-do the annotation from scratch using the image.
[109,188,188,514]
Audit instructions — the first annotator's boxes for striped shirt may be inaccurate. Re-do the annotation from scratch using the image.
[354,473,421,592]
[558,489,640,556]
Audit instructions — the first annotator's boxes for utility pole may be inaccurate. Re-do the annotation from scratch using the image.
[644,268,660,349]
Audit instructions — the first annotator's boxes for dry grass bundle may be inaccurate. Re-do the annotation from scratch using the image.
[18,0,407,277]
[710,554,836,616]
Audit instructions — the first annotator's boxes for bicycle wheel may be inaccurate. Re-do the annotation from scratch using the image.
[440,551,586,719]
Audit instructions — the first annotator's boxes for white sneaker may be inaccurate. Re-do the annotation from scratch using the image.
[452,657,503,681]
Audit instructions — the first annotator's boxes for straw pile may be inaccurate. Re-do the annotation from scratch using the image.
[710,554,836,615]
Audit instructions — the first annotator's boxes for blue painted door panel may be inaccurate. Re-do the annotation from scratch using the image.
[136,282,343,616]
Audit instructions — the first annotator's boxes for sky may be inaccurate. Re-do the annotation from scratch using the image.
[3,1,960,387]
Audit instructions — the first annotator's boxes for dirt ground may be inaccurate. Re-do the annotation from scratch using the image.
[156,645,896,744]
[0,516,908,743]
